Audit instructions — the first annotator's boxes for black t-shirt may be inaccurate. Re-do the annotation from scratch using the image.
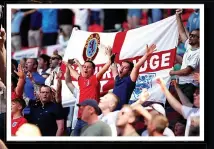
[28,101,64,136]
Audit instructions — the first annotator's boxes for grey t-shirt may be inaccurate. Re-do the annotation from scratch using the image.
[80,120,112,136]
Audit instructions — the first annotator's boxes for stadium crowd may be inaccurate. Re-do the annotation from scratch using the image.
[0,8,200,139]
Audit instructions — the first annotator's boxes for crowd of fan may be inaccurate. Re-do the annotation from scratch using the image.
[0,8,200,139]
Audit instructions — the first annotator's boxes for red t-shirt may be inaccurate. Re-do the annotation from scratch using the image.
[11,116,27,136]
[11,91,22,100]
[78,75,100,117]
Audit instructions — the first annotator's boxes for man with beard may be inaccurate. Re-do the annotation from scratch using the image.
[169,9,200,103]
[111,44,156,110]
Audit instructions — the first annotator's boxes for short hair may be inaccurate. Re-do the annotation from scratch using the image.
[108,92,120,110]
[123,60,134,71]
[12,75,18,88]
[12,98,26,110]
[39,54,50,67]
[27,58,38,67]
[12,59,18,71]
[40,85,51,92]
[85,60,96,69]
[151,115,169,134]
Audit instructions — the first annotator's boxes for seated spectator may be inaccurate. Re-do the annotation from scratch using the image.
[11,98,27,136]
[76,99,112,136]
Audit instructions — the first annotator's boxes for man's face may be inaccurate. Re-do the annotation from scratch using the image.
[26,59,36,72]
[11,101,21,114]
[81,105,94,121]
[99,94,111,111]
[39,87,51,103]
[189,30,200,46]
[38,58,45,69]
[82,62,95,78]
[50,56,60,69]
[119,62,131,78]
[193,89,200,107]
[174,122,185,136]
[116,106,134,127]
[147,120,155,136]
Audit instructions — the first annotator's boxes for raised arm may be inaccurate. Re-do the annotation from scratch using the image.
[0,28,6,85]
[14,64,25,97]
[132,104,152,121]
[55,71,63,103]
[110,63,119,79]
[73,59,84,76]
[172,79,193,107]
[67,63,80,80]
[65,64,77,94]
[156,78,183,116]
[131,88,150,107]
[175,9,188,43]
[130,44,156,82]
[24,9,37,17]
[96,46,112,80]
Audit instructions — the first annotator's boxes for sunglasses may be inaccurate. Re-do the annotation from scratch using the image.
[51,57,59,60]
[189,33,199,38]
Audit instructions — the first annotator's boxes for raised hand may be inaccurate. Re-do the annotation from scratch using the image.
[0,28,6,49]
[176,9,183,15]
[139,88,150,103]
[146,44,156,56]
[156,77,166,92]
[105,46,112,58]
[14,64,25,79]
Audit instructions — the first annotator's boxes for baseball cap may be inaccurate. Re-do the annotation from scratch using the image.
[144,103,166,116]
[77,99,102,115]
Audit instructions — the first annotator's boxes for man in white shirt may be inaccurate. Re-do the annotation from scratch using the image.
[170,9,200,103]
[157,78,200,136]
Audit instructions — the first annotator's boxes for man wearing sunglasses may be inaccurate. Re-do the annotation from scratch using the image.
[169,9,200,103]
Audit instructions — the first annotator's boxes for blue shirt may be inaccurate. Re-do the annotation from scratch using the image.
[28,101,64,136]
[113,75,136,110]
[24,72,46,100]
[11,11,24,33]
[187,12,200,33]
[30,11,42,29]
[38,9,58,33]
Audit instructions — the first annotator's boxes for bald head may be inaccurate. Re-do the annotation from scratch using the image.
[15,123,42,136]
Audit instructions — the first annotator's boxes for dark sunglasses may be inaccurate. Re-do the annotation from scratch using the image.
[51,57,59,60]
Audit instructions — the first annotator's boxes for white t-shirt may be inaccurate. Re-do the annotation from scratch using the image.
[181,105,200,136]
[98,111,119,136]
[45,66,60,90]
[179,39,200,86]
[141,127,175,136]
[72,9,89,31]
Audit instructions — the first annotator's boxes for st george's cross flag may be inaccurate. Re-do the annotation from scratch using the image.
[60,15,178,107]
